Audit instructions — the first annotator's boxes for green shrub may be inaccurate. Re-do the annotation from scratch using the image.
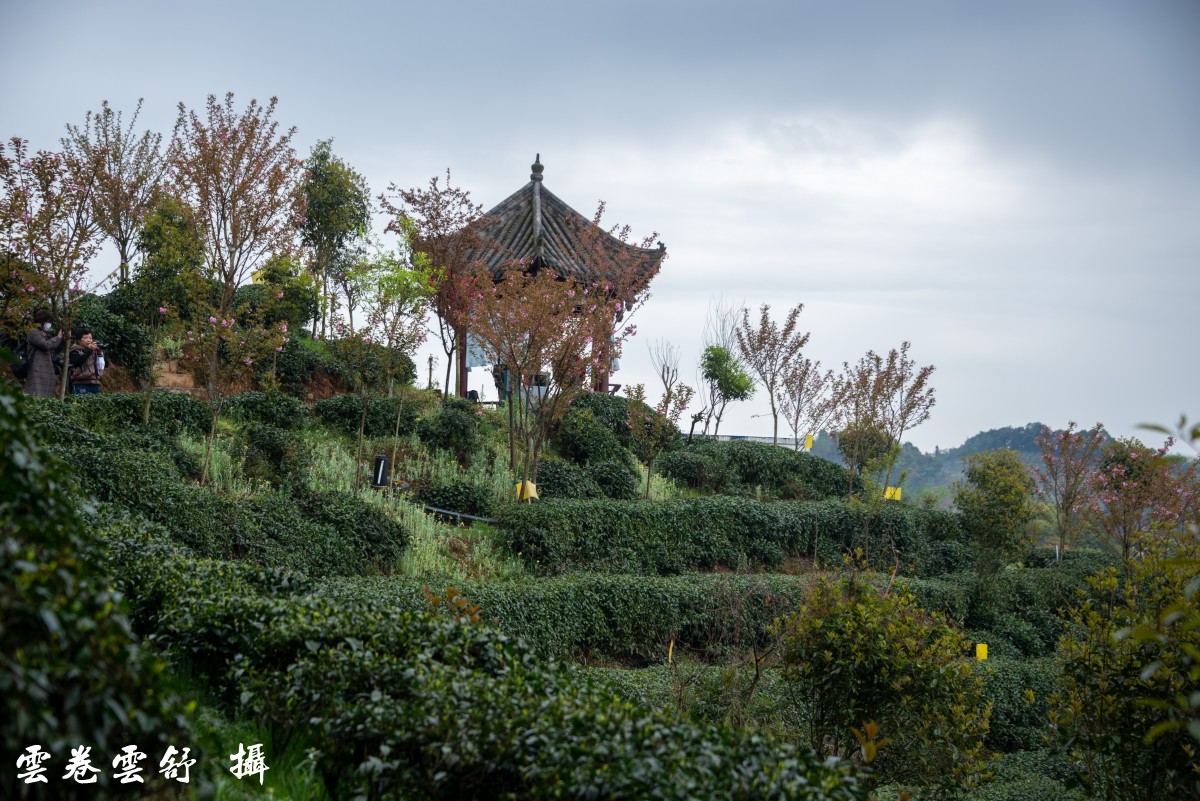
[583,458,641,500]
[73,292,154,386]
[568,391,634,444]
[659,439,852,500]
[498,496,808,575]
[322,573,816,662]
[312,393,419,438]
[656,447,733,493]
[499,497,965,576]
[2,380,190,800]
[980,657,1056,752]
[236,423,314,488]
[536,458,604,499]
[977,750,1082,801]
[111,548,864,801]
[48,425,406,577]
[780,574,991,795]
[414,479,496,520]
[554,405,631,465]
[417,397,482,464]
[224,390,310,429]
[57,389,212,437]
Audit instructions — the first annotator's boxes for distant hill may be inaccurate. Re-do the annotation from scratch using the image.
[809,423,1052,504]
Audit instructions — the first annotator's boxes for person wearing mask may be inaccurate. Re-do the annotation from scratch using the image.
[68,327,105,394]
[24,310,63,398]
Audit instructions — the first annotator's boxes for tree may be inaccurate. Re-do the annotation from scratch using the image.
[1088,436,1199,565]
[171,93,304,319]
[1032,422,1106,560]
[381,171,486,399]
[700,345,754,436]
[61,99,170,281]
[953,448,1037,595]
[834,341,936,490]
[778,356,839,451]
[627,381,694,499]
[466,267,621,486]
[1049,532,1200,801]
[300,139,371,338]
[0,136,107,397]
[735,303,810,445]
[778,574,991,795]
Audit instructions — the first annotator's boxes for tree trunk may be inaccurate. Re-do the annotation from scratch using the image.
[354,392,368,495]
[200,397,225,488]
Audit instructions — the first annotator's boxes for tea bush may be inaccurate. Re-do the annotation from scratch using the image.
[980,657,1055,752]
[235,422,314,488]
[536,458,604,499]
[658,439,853,500]
[417,397,482,464]
[223,390,310,429]
[103,535,865,801]
[2,382,190,801]
[312,393,419,438]
[414,478,496,520]
[49,389,211,437]
[499,497,965,576]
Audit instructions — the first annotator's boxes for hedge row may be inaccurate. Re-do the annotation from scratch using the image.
[497,496,964,576]
[101,525,865,801]
[658,438,854,500]
[312,392,420,438]
[33,412,408,577]
[320,573,972,663]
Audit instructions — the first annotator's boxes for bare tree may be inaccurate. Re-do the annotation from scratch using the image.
[735,303,810,445]
[778,357,841,451]
[648,338,681,398]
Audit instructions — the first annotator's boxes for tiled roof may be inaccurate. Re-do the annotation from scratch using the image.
[468,156,666,286]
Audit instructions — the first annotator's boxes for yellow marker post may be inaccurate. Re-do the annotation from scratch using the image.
[884,487,902,501]
[804,434,814,450]
[515,480,539,502]
[976,643,988,661]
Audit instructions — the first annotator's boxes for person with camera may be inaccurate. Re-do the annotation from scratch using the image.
[24,310,64,398]
[67,327,106,394]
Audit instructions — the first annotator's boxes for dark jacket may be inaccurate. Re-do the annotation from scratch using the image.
[24,327,63,397]
[69,345,102,386]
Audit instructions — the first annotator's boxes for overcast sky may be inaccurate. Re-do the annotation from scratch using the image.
[4,0,1197,451]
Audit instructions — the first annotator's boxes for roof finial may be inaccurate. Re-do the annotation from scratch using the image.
[530,153,544,182]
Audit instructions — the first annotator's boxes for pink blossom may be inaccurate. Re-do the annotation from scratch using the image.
[209,316,217,324]
[276,346,283,352]
[242,357,253,366]
[276,291,284,299]
[158,306,168,315]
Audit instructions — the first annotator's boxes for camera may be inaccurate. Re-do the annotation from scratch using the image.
[95,342,109,350]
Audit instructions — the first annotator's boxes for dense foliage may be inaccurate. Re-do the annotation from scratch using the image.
[779,575,991,796]
[1,380,190,801]
[659,438,855,500]
[499,496,964,576]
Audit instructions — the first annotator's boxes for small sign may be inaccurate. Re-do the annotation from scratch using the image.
[515,481,538,501]
[884,486,902,501]
[804,434,814,450]
[976,643,988,661]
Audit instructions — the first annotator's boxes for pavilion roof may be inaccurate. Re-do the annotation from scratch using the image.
[468,156,666,287]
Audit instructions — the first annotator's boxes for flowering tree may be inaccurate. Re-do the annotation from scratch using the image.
[466,267,634,486]
[1089,436,1199,565]
[61,99,171,281]
[1033,421,1106,560]
[171,93,305,318]
[380,171,486,398]
[736,303,810,445]
[0,137,107,396]
[778,356,840,452]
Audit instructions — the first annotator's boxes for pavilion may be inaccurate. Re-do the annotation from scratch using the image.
[455,155,666,395]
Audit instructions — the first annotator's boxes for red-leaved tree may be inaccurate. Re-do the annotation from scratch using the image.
[1033,421,1107,560]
